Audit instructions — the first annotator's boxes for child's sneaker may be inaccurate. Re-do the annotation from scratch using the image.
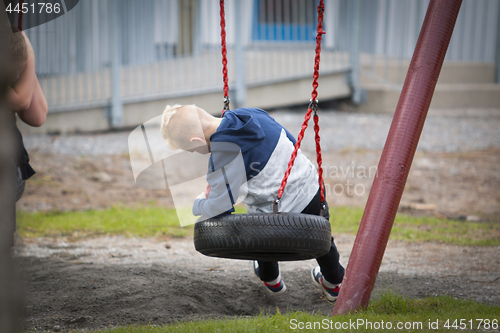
[311,266,341,302]
[253,261,286,296]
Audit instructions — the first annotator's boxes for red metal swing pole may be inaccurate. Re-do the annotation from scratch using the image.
[333,0,462,315]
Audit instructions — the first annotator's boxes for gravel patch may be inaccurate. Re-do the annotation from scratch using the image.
[22,110,500,157]
[15,235,500,282]
[272,109,500,153]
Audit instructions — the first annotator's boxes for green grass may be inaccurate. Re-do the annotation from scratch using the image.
[80,293,500,332]
[330,206,500,246]
[16,206,189,239]
[17,206,499,245]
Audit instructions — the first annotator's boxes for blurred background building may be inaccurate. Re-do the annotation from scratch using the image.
[18,0,500,133]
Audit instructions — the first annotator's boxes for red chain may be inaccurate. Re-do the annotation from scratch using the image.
[276,0,325,203]
[18,0,24,30]
[314,114,325,203]
[311,0,326,102]
[220,0,230,114]
[276,107,313,200]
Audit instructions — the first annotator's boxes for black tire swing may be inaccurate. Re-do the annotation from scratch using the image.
[194,0,330,261]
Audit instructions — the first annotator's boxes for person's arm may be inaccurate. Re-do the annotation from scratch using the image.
[192,142,247,218]
[17,76,47,127]
[5,32,36,113]
[193,160,236,218]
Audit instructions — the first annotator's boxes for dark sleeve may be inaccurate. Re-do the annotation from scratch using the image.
[192,142,247,218]
[14,127,35,180]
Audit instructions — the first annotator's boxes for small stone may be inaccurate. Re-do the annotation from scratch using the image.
[165,244,171,249]
[90,171,113,183]
[53,325,61,332]
[466,215,480,222]
[409,203,437,211]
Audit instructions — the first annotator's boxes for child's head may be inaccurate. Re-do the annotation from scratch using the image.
[161,104,211,153]
[7,26,28,84]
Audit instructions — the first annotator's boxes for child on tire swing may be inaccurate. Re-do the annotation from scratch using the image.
[161,104,344,302]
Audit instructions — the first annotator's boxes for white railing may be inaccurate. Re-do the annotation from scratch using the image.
[22,0,499,125]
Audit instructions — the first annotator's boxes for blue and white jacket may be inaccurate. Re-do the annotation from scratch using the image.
[192,108,318,218]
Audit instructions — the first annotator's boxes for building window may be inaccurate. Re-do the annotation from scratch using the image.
[252,0,318,41]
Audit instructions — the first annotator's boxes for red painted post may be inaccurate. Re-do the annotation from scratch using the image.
[333,0,462,315]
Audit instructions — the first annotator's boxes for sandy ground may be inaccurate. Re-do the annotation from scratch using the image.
[14,110,500,331]
[15,235,500,331]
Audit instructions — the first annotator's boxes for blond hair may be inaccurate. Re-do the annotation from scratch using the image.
[161,104,205,150]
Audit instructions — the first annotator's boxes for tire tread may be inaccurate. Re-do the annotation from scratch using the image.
[194,213,331,261]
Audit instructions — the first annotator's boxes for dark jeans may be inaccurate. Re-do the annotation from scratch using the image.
[257,188,345,284]
[15,165,25,203]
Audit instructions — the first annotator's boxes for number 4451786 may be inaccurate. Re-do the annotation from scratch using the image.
[6,2,61,14]
[444,319,498,330]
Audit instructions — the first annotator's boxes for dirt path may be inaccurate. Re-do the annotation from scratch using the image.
[16,235,500,331]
